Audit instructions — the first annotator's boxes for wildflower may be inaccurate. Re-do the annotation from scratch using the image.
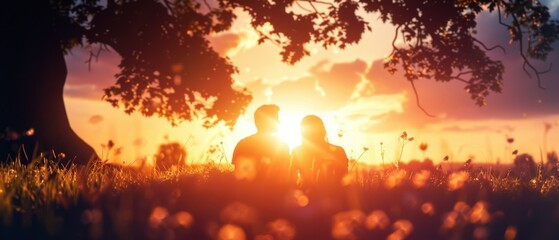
[512,150,518,155]
[419,143,428,151]
[506,137,514,144]
[443,155,449,161]
[400,131,408,140]
[107,140,115,149]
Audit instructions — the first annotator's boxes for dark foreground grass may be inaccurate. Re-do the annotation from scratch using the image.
[2,157,559,240]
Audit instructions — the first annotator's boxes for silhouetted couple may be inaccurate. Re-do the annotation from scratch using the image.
[232,104,348,186]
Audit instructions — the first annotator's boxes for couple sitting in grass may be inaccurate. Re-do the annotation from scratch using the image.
[232,104,348,185]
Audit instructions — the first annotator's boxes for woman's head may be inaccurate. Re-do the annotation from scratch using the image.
[301,115,327,144]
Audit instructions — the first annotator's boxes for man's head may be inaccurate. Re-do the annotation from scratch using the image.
[254,104,280,133]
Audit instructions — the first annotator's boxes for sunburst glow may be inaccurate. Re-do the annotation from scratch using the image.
[278,113,303,149]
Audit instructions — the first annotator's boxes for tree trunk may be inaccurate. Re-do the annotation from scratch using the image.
[0,2,98,165]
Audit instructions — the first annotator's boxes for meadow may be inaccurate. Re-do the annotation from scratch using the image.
[2,153,559,240]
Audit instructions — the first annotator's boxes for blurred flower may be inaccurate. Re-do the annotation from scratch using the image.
[25,128,35,136]
[454,201,471,215]
[419,143,428,151]
[267,219,296,240]
[393,219,414,236]
[289,190,309,207]
[504,226,517,240]
[448,171,469,191]
[443,155,449,161]
[469,201,490,224]
[217,224,246,240]
[331,210,365,239]
[421,202,435,216]
[149,206,168,228]
[506,137,514,144]
[512,150,518,155]
[174,211,194,228]
[220,202,258,225]
[442,211,459,229]
[385,169,406,189]
[473,227,489,239]
[386,230,406,240]
[412,170,430,188]
[365,210,390,230]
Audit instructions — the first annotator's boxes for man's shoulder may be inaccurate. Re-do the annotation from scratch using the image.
[237,134,288,148]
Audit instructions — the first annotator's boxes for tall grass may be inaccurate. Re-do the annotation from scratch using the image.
[2,153,559,239]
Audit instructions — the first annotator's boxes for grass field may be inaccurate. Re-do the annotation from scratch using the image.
[2,155,559,240]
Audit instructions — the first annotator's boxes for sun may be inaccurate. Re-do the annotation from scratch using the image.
[277,114,303,149]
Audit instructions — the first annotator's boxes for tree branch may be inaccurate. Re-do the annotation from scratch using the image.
[450,71,472,84]
[409,79,436,118]
[509,9,547,90]
[85,44,109,71]
[473,37,506,55]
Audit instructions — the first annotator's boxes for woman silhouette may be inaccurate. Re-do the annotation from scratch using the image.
[291,115,348,186]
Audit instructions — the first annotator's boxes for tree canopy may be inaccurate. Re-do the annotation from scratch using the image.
[53,0,559,125]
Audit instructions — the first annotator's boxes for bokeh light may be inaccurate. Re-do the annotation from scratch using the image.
[217,224,247,240]
[365,210,390,230]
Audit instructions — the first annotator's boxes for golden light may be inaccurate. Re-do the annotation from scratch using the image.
[277,113,303,149]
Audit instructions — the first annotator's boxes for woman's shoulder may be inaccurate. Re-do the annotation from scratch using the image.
[292,145,305,153]
[326,143,345,152]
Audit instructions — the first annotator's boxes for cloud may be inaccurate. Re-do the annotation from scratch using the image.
[89,114,104,125]
[209,33,241,56]
[64,46,121,99]
[357,10,559,132]
[208,29,259,57]
[261,59,371,112]
[439,125,514,133]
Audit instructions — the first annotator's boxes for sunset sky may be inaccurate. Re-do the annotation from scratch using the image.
[63,2,559,166]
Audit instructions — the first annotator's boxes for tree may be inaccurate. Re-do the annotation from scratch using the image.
[1,0,557,164]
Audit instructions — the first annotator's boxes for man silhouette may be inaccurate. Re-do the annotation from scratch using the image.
[232,104,290,182]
